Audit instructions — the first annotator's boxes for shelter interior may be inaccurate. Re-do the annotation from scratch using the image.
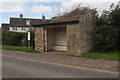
[45,26,67,52]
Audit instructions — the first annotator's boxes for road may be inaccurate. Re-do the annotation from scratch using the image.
[2,54,118,78]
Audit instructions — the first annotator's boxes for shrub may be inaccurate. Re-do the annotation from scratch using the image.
[94,25,118,51]
[2,30,34,47]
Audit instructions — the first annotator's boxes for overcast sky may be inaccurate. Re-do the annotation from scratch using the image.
[0,0,119,26]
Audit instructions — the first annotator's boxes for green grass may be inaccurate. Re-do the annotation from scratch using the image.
[80,51,119,60]
[2,45,35,52]
[45,50,119,60]
[0,45,2,49]
[2,45,119,60]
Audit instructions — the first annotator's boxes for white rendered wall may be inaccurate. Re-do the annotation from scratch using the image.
[54,27,67,46]
[47,27,67,51]
[9,27,29,32]
[47,28,55,51]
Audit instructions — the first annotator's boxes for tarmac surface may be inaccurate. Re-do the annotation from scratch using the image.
[2,54,118,78]
[2,50,118,72]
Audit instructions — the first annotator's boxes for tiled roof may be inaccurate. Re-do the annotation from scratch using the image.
[1,23,9,30]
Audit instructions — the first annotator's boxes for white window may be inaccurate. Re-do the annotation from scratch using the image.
[21,27,26,31]
[13,27,17,31]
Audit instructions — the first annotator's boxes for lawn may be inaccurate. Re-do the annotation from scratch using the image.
[80,51,119,60]
[2,45,35,52]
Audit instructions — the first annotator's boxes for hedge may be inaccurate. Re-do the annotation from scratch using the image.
[2,30,34,47]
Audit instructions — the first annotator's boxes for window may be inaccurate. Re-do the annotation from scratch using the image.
[21,27,26,31]
[13,27,17,31]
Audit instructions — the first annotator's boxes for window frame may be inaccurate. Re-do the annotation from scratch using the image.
[13,27,17,31]
[21,27,26,31]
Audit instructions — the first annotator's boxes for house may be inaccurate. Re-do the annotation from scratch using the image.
[9,14,46,32]
[33,8,96,55]
[1,23,10,30]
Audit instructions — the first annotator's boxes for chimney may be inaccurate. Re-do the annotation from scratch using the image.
[42,14,45,20]
[20,14,23,19]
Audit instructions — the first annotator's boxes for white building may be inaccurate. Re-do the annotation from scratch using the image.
[9,14,46,32]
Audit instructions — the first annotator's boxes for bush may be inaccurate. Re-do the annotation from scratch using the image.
[2,30,34,47]
[94,4,119,52]
[94,25,118,51]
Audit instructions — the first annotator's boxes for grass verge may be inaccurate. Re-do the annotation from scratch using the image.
[2,45,119,60]
[79,51,119,60]
[2,45,36,52]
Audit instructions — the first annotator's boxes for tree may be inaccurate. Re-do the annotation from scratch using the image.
[109,6,120,26]
[94,3,119,51]
[94,25,118,51]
